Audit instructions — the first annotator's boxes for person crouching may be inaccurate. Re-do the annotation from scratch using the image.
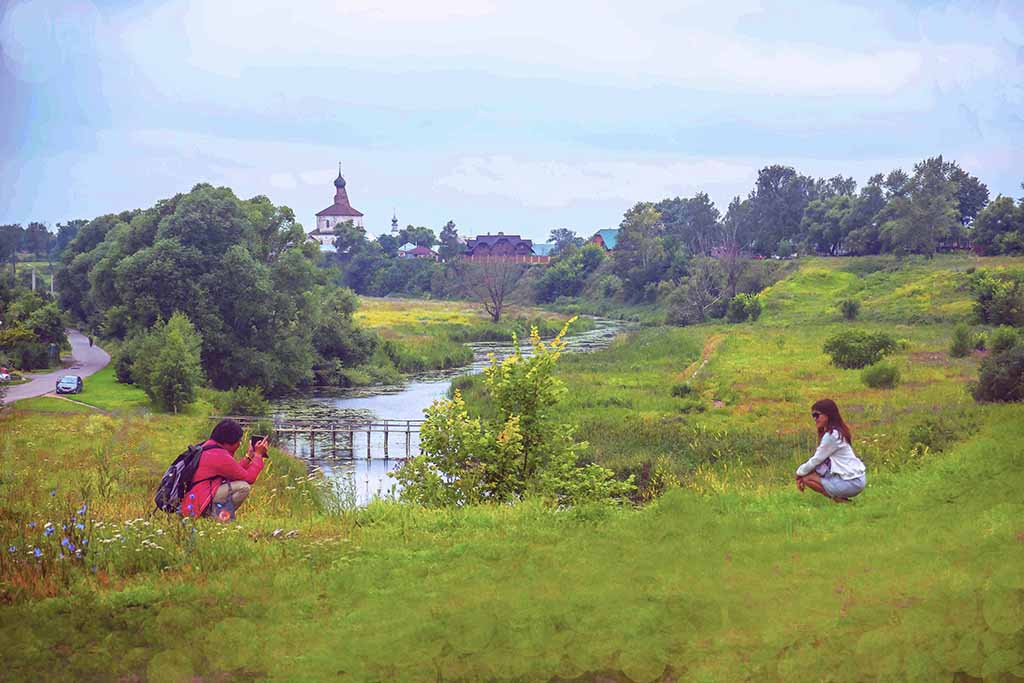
[182,418,267,520]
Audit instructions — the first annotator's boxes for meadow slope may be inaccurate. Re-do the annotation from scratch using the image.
[1,255,1023,682]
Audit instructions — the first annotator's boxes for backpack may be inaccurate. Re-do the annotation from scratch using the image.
[154,443,218,513]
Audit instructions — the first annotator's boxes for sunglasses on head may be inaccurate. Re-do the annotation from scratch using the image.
[811,411,822,419]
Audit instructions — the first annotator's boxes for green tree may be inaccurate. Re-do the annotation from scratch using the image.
[0,223,23,278]
[437,220,462,261]
[52,219,87,260]
[880,156,959,255]
[25,222,51,259]
[971,196,1023,255]
[132,313,205,413]
[398,225,436,248]
[612,202,669,301]
[547,228,583,253]
[656,192,721,256]
[746,165,818,255]
[802,195,854,255]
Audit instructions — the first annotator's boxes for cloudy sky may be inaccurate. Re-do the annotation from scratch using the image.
[1,0,1021,242]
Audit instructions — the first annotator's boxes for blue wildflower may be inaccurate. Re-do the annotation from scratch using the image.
[50,490,56,497]
[27,522,36,529]
[82,539,89,546]
[75,523,84,530]
[7,545,16,553]
[43,525,55,537]
[33,548,41,558]
[77,504,88,515]
[60,537,71,548]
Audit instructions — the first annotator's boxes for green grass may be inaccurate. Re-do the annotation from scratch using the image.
[73,366,152,412]
[2,255,1024,681]
[8,397,99,414]
[1,408,1023,681]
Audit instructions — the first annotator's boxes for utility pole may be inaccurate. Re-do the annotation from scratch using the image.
[31,265,36,291]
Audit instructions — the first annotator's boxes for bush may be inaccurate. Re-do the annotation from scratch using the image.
[725,293,762,323]
[217,386,270,416]
[861,362,900,389]
[950,323,974,358]
[990,326,1020,354]
[968,270,1024,326]
[670,383,694,398]
[972,346,1024,402]
[839,299,861,321]
[822,330,899,369]
[392,319,635,506]
[974,332,986,351]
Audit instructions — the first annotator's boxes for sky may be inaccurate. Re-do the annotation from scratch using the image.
[1,0,1022,243]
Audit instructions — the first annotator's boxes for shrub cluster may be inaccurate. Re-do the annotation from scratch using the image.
[973,343,1024,402]
[838,298,861,320]
[861,362,900,389]
[392,320,635,506]
[822,329,899,369]
[990,326,1020,354]
[725,293,762,323]
[968,270,1024,326]
[949,323,975,358]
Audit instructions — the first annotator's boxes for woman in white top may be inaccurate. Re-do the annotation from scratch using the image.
[795,399,867,502]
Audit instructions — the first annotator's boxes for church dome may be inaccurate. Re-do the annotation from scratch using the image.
[334,172,346,189]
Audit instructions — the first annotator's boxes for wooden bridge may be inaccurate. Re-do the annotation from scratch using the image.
[210,416,426,459]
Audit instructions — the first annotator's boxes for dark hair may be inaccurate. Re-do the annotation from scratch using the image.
[210,418,244,445]
[812,398,852,445]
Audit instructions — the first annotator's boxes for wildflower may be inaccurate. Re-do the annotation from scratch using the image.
[33,548,42,558]
[7,545,16,553]
[50,490,56,497]
[43,524,55,537]
[75,523,85,531]
[77,504,88,515]
[27,522,36,529]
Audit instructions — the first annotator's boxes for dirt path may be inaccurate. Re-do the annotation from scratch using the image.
[678,333,725,382]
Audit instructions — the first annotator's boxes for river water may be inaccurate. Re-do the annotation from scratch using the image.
[269,317,633,504]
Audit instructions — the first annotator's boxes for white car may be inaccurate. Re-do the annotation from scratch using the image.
[0,372,11,382]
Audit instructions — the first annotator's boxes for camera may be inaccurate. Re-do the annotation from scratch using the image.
[250,434,267,448]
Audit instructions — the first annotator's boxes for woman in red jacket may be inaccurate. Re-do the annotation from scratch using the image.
[182,419,267,520]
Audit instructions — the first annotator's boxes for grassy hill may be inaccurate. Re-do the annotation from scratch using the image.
[1,255,1023,681]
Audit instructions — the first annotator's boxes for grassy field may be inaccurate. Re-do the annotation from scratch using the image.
[356,297,594,373]
[1,255,1024,681]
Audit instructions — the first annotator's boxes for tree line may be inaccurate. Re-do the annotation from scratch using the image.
[54,183,380,397]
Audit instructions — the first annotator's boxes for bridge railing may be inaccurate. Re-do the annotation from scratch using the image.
[208,415,426,459]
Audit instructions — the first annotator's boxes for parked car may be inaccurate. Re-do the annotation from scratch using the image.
[0,371,11,382]
[56,375,84,394]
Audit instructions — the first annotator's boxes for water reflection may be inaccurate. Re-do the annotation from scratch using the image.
[270,317,633,504]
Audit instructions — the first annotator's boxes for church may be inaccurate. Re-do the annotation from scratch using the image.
[307,164,365,251]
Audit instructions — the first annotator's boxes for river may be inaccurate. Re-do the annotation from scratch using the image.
[269,317,633,504]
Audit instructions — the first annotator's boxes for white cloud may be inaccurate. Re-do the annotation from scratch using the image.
[113,0,965,96]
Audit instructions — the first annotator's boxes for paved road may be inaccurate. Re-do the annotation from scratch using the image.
[1,330,111,405]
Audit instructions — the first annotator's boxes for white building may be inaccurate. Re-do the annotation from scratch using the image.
[308,164,365,251]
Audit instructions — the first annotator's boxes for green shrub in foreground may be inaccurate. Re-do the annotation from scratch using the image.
[393,318,635,506]
[973,345,1024,402]
[950,323,974,358]
[822,329,899,369]
[861,362,901,389]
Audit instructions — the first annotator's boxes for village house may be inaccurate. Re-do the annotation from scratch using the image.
[463,232,550,263]
[398,242,439,260]
[590,228,619,251]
